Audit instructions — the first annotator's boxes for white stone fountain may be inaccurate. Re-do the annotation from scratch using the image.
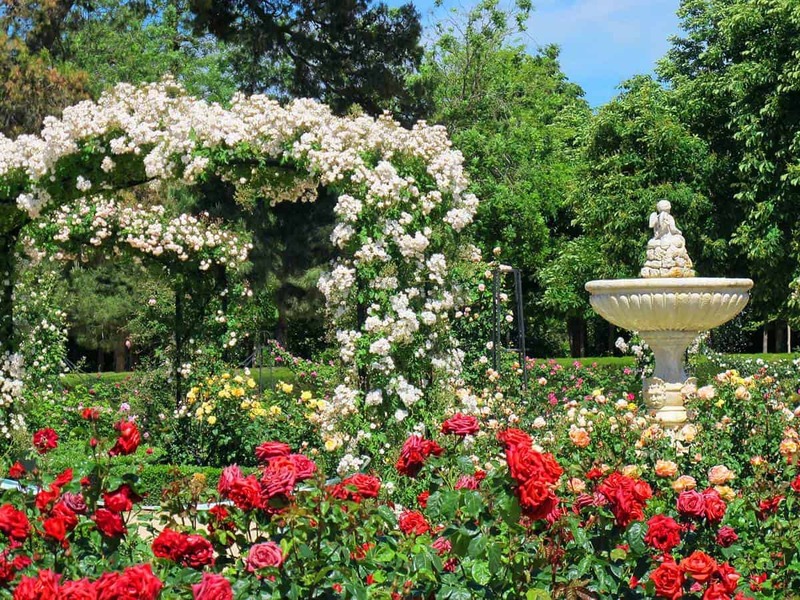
[585,201,753,425]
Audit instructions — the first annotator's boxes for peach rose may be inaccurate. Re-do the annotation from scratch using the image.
[697,385,716,400]
[734,385,751,401]
[567,478,586,494]
[655,460,678,478]
[708,465,735,485]
[672,475,697,493]
[569,427,590,449]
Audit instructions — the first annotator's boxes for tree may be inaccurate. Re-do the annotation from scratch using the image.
[188,0,425,119]
[658,0,800,326]
[418,0,590,355]
[541,76,721,355]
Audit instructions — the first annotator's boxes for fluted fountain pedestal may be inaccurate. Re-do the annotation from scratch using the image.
[585,278,753,425]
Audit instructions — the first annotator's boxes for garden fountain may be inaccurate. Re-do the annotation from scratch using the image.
[585,201,753,425]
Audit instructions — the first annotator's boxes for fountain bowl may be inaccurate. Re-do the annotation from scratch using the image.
[585,277,753,426]
[584,277,754,333]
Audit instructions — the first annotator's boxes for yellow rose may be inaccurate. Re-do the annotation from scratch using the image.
[279,382,294,394]
[207,415,217,425]
[714,485,736,501]
[301,391,313,401]
[234,375,244,383]
[324,439,338,452]
[269,405,282,416]
[247,378,257,389]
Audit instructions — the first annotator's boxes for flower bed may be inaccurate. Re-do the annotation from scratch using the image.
[2,366,800,598]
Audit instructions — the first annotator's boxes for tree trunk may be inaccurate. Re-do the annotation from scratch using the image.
[114,341,127,372]
[776,323,786,354]
[0,231,16,353]
[763,326,769,353]
[567,317,586,358]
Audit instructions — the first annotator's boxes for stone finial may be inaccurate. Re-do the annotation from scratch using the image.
[640,200,696,278]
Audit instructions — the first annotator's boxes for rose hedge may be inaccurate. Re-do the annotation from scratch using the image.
[3,368,800,599]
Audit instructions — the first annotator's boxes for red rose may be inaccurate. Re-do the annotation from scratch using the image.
[287,454,317,481]
[441,413,479,436]
[58,578,96,600]
[102,485,139,514]
[506,446,563,484]
[417,491,430,508]
[227,475,263,511]
[497,428,532,450]
[716,562,741,594]
[644,515,682,552]
[261,457,298,500]
[8,462,25,479]
[181,534,214,569]
[12,570,60,600]
[36,484,61,512]
[32,428,59,454]
[396,435,441,477]
[246,541,284,572]
[398,510,430,535]
[217,465,243,496]
[96,564,162,600]
[677,489,706,519]
[51,502,78,531]
[254,441,291,463]
[517,478,559,520]
[42,516,68,544]
[650,560,685,600]
[61,493,87,515]
[81,408,100,421]
[93,509,126,538]
[716,525,738,547]
[108,420,140,456]
[702,488,727,522]
[585,466,604,480]
[343,473,381,500]
[192,573,232,600]
[152,528,188,561]
[680,550,718,584]
[0,504,31,541]
[703,582,732,600]
[53,469,74,488]
[791,474,800,493]
[757,495,784,517]
[597,472,647,527]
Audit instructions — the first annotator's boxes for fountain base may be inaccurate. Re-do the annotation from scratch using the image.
[643,376,697,426]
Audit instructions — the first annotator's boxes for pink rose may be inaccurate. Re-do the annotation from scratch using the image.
[246,541,284,572]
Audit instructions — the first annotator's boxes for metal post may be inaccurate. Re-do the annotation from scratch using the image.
[492,270,501,371]
[513,268,528,390]
[174,284,183,407]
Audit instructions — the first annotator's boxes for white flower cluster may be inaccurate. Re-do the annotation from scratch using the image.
[0,352,25,439]
[29,196,250,270]
[0,80,480,434]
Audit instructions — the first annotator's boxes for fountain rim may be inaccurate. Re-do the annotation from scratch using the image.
[585,277,754,295]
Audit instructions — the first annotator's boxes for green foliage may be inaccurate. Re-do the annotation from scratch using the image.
[659,0,800,323]
[189,0,426,119]
[419,0,590,355]
[541,76,722,335]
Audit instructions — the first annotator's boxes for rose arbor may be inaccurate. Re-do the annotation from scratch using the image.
[0,80,478,428]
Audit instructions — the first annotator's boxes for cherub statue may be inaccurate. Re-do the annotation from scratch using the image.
[648,200,682,240]
[640,200,695,278]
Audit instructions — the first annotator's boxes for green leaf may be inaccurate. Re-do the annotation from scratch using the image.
[526,590,551,600]
[471,560,491,586]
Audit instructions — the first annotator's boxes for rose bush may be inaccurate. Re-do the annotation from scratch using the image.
[3,362,800,599]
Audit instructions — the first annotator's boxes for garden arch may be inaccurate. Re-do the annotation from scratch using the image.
[0,80,479,429]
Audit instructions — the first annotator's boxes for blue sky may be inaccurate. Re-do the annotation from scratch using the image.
[391,0,682,107]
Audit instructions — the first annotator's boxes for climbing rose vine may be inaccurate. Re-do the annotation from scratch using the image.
[0,79,479,431]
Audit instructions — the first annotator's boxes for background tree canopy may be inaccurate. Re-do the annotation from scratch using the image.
[2,0,800,364]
